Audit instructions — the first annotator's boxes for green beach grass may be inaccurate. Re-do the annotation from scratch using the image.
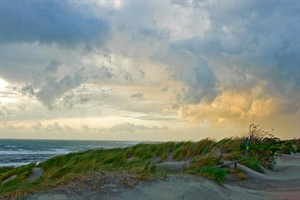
[1,130,299,199]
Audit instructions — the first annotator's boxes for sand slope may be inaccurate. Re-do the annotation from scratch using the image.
[236,154,300,200]
[26,154,300,200]
[237,154,300,185]
[26,175,270,200]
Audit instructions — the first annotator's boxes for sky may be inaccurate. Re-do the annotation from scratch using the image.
[0,0,299,141]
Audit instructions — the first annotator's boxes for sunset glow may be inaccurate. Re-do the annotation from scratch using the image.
[0,1,299,141]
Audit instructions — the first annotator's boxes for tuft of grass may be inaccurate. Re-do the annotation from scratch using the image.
[240,157,264,173]
[191,155,219,167]
[217,137,244,154]
[187,155,229,183]
[172,139,216,160]
[232,169,247,180]
[0,163,36,198]
[172,141,193,160]
[189,166,230,183]
[0,163,35,183]
[0,167,14,175]
[155,142,175,162]
[192,139,216,156]
[222,151,244,161]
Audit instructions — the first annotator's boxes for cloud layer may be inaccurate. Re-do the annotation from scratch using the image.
[1,0,299,140]
[1,0,109,47]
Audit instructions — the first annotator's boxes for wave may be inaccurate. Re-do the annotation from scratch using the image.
[0,162,31,167]
[0,149,70,155]
[0,140,139,167]
[4,145,17,148]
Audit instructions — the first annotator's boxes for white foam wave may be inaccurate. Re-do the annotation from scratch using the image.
[0,149,70,155]
[0,162,31,167]
[4,145,17,148]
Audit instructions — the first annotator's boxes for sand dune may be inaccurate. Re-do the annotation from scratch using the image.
[26,154,300,200]
[237,154,300,189]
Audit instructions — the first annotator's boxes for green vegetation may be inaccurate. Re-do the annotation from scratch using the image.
[1,125,299,199]
[0,167,14,174]
[189,167,230,183]
[240,157,264,173]
[0,163,35,184]
[188,155,230,183]
[232,168,247,180]
[173,139,216,160]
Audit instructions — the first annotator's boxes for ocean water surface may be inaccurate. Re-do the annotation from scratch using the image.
[0,139,139,167]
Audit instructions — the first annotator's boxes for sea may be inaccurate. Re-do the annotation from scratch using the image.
[0,139,140,167]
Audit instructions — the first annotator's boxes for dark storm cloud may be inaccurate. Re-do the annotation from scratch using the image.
[0,0,109,47]
[183,60,218,104]
[2,0,299,117]
[154,48,219,105]
[168,0,300,104]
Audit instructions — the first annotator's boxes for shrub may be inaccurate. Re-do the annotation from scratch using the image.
[279,141,294,154]
[290,139,300,152]
[241,124,284,169]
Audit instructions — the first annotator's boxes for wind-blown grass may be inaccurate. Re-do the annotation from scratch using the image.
[189,166,230,183]
[240,157,264,173]
[187,154,229,183]
[173,139,216,160]
[1,132,299,199]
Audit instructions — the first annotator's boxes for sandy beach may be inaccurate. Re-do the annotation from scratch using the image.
[25,153,300,200]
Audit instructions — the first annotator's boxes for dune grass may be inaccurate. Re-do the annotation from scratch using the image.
[1,132,299,199]
[173,139,216,160]
[189,166,230,183]
[240,157,264,173]
[0,163,35,184]
[0,139,217,198]
[187,154,230,183]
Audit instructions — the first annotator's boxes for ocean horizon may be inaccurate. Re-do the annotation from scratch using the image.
[0,139,140,167]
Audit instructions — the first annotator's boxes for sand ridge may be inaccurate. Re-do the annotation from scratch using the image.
[25,154,300,200]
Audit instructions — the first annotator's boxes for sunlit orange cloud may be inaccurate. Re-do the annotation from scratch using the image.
[177,88,282,124]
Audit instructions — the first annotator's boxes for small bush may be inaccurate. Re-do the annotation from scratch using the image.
[279,141,293,154]
[290,139,300,152]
